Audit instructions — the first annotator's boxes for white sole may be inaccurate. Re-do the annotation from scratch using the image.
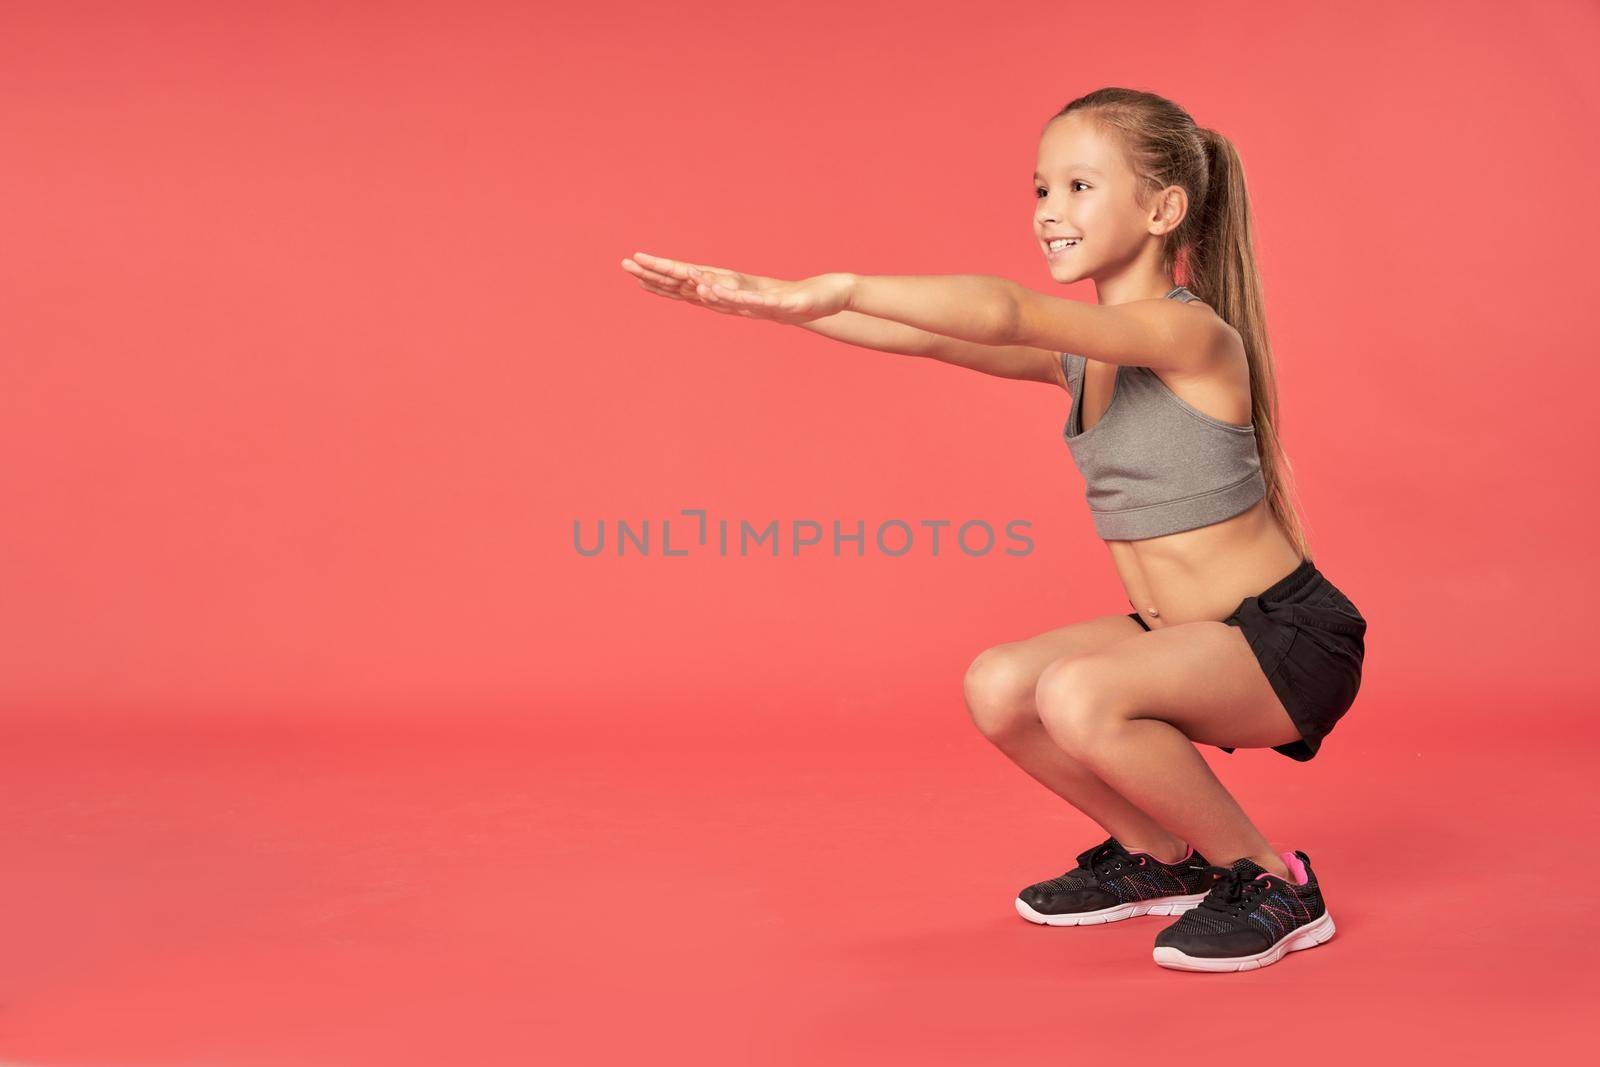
[1152,910,1336,972]
[1015,891,1209,926]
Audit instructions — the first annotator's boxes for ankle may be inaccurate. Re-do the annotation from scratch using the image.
[1248,851,1292,880]
[1116,834,1189,865]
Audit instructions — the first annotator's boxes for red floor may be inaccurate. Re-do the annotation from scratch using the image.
[1,697,1593,1065]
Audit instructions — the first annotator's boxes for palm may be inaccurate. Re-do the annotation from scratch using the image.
[710,282,821,324]
[697,273,849,324]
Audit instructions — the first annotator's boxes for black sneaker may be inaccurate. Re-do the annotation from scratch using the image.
[1015,836,1212,926]
[1152,850,1335,972]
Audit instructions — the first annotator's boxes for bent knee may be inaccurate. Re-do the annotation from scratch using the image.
[1034,657,1128,756]
[962,646,1041,738]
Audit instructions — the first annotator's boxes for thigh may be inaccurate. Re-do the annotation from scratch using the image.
[1071,619,1303,750]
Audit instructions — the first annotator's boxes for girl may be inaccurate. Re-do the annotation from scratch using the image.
[619,87,1367,974]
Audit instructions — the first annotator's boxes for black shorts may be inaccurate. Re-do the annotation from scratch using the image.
[1126,556,1367,762]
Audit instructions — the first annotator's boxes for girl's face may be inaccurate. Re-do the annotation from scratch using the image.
[1033,115,1153,284]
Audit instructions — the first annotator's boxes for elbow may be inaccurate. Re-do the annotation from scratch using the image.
[993,279,1026,347]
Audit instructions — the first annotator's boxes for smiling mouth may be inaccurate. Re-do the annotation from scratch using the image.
[1046,238,1081,256]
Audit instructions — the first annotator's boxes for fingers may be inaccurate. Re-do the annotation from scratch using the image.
[631,251,702,283]
[639,253,739,289]
[623,260,680,288]
[625,252,753,298]
[688,266,744,291]
[625,268,691,303]
[625,253,773,318]
[625,257,726,308]
[630,251,680,274]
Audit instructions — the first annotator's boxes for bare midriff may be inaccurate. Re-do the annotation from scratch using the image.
[1109,496,1305,628]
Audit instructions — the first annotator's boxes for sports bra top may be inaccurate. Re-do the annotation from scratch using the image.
[1061,285,1266,540]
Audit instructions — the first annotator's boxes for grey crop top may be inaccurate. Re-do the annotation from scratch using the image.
[1061,285,1266,540]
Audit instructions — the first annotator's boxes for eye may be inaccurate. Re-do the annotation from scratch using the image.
[1034,181,1090,198]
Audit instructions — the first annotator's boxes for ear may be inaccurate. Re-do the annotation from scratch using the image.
[1148,184,1189,236]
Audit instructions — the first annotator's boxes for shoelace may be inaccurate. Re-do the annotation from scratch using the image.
[1073,840,1152,882]
[1194,866,1278,917]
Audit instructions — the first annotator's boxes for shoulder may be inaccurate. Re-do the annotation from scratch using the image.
[1153,307,1249,402]
[1173,297,1243,369]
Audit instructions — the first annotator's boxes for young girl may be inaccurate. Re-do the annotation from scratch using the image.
[619,87,1367,973]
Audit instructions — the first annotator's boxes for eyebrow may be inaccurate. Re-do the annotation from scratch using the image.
[1034,166,1103,179]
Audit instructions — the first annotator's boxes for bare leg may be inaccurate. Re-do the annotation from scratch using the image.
[1034,619,1304,878]
[964,613,1187,863]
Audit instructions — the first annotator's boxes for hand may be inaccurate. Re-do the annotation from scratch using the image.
[620,251,770,316]
[695,271,855,325]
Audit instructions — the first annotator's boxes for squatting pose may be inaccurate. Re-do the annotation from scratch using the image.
[622,86,1368,973]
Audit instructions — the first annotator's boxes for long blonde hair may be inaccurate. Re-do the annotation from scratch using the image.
[1053,88,1313,561]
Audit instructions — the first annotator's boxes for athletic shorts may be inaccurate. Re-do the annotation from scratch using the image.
[1126,556,1367,762]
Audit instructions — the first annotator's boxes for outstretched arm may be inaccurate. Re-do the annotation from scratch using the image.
[846,274,1220,373]
[846,274,1022,349]
[625,252,1066,385]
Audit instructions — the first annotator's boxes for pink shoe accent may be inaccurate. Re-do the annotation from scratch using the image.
[1279,850,1309,885]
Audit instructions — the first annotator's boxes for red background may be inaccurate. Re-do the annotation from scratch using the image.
[3,1,1597,1063]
